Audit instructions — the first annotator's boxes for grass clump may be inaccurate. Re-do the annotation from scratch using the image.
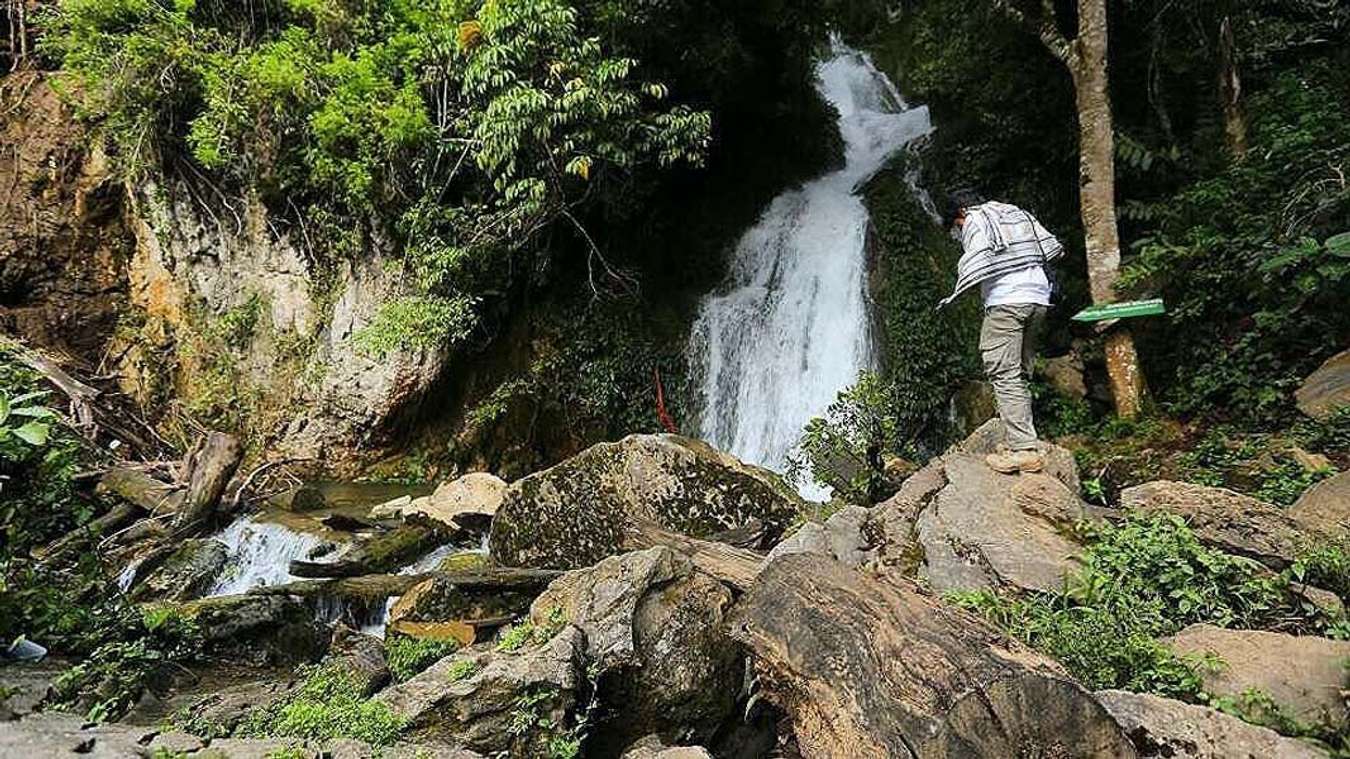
[386,635,459,683]
[240,665,405,746]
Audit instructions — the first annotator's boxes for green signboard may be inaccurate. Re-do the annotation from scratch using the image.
[1071,298,1166,323]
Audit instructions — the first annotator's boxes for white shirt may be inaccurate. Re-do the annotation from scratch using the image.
[980,265,1051,307]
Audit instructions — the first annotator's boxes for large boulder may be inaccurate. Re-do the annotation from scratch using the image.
[130,538,228,602]
[377,473,507,533]
[1096,689,1330,759]
[767,505,878,568]
[1296,349,1350,421]
[1163,624,1350,728]
[489,435,805,569]
[1290,471,1350,538]
[387,573,540,640]
[871,424,1088,593]
[528,548,740,752]
[621,735,714,759]
[1119,481,1302,568]
[376,627,586,756]
[176,594,328,664]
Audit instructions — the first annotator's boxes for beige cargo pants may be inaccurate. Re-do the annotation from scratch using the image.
[979,304,1048,451]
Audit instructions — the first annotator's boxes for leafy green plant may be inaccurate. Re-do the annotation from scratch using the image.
[240,664,406,746]
[444,657,480,683]
[0,389,55,455]
[385,635,459,683]
[496,607,567,654]
[952,513,1339,698]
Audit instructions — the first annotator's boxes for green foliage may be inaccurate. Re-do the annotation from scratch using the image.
[952,513,1341,698]
[240,664,406,746]
[496,607,567,654]
[353,294,478,358]
[787,371,895,503]
[385,635,459,682]
[444,657,480,682]
[1292,539,1350,606]
[1209,687,1350,756]
[51,612,202,722]
[1120,68,1350,422]
[860,164,981,452]
[45,0,719,355]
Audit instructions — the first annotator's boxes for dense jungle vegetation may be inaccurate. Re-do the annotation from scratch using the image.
[2,0,1349,755]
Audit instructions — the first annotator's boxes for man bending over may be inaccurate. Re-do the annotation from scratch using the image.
[938,190,1063,474]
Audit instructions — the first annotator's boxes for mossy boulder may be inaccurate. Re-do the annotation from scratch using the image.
[130,538,228,602]
[489,434,806,569]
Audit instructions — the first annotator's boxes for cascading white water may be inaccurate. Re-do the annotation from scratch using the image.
[207,516,328,596]
[689,40,933,496]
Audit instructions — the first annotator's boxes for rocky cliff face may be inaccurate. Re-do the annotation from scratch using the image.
[0,73,130,356]
[0,74,447,469]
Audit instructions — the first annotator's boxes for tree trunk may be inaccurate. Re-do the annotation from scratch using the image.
[171,432,244,535]
[1217,15,1248,158]
[731,554,1138,758]
[1071,0,1146,418]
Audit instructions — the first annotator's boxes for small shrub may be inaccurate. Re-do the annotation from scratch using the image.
[496,607,567,654]
[385,635,459,683]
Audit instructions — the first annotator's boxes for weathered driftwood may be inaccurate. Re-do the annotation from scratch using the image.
[252,567,564,602]
[730,554,1137,758]
[288,524,445,578]
[172,432,243,535]
[623,520,764,592]
[96,468,184,515]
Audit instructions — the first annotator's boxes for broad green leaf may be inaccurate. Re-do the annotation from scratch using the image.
[11,406,57,419]
[12,421,50,447]
[0,394,7,425]
[1326,232,1350,258]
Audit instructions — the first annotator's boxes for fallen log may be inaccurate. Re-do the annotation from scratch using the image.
[729,554,1137,758]
[288,524,445,578]
[252,567,564,602]
[623,520,764,592]
[96,468,184,515]
[172,432,243,535]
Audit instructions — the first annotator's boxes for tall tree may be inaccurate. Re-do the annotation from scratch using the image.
[997,0,1147,417]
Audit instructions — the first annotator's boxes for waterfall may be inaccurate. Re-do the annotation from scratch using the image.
[207,516,329,596]
[689,40,932,496]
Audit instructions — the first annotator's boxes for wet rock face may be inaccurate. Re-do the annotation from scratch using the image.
[130,539,229,602]
[529,548,741,752]
[489,435,806,569]
[178,594,328,665]
[1097,690,1331,759]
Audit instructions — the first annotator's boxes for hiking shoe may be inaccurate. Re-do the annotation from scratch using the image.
[985,449,1045,474]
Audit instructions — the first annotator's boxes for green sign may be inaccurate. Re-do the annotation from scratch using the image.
[1072,298,1166,323]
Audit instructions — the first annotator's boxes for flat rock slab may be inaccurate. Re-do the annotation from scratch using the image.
[1290,471,1350,538]
[766,504,878,567]
[1120,481,1302,568]
[1164,624,1350,727]
[621,735,714,758]
[490,434,805,569]
[1296,349,1350,420]
[1097,689,1329,759]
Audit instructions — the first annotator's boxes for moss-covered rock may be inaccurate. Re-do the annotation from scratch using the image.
[488,434,806,569]
[130,538,228,602]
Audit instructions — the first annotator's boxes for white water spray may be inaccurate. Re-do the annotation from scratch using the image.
[689,41,932,496]
[207,516,328,596]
